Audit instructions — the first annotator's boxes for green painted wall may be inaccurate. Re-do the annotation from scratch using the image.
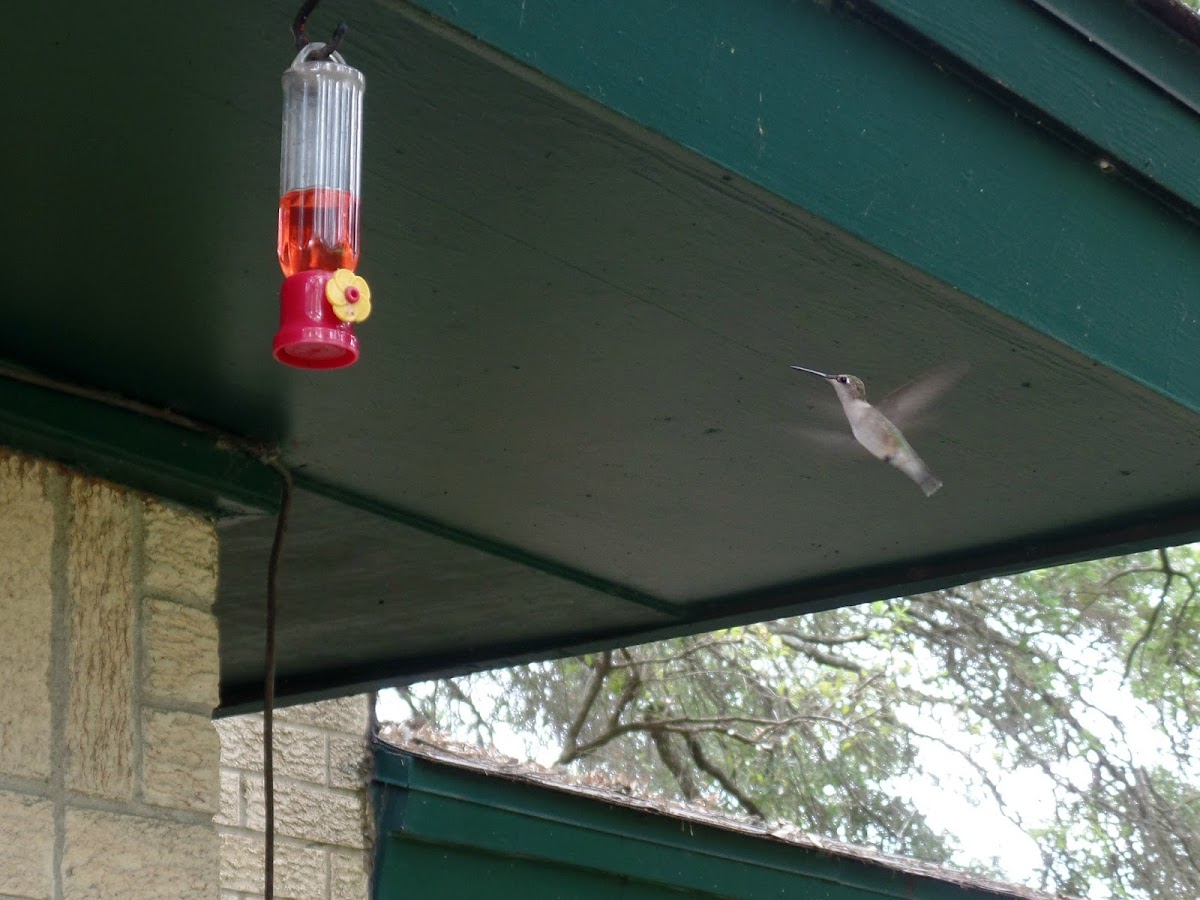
[377,842,719,899]
[373,746,1038,900]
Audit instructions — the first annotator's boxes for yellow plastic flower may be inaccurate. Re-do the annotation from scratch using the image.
[325,269,372,323]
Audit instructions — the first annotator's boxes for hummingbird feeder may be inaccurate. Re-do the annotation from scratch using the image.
[273,32,369,369]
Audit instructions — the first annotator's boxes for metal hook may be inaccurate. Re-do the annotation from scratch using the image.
[292,0,348,59]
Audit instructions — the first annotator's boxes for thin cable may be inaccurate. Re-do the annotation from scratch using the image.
[263,460,293,900]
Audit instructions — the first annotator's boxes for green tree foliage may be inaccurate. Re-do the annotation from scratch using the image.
[393,548,1200,899]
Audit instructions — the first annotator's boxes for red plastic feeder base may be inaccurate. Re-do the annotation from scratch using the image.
[273,270,359,369]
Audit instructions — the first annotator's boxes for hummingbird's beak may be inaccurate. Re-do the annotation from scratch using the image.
[790,365,832,380]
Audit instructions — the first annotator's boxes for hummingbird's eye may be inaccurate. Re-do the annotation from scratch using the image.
[837,376,849,384]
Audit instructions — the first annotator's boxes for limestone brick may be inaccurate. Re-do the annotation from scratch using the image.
[0,790,54,898]
[327,733,368,791]
[141,709,221,812]
[217,696,372,900]
[276,696,369,734]
[0,454,55,781]
[329,850,369,900]
[217,767,241,827]
[0,456,223,899]
[218,830,263,894]
[143,500,218,608]
[143,598,220,709]
[216,716,264,773]
[219,831,328,899]
[243,776,365,849]
[63,808,217,899]
[66,480,134,801]
[217,717,328,784]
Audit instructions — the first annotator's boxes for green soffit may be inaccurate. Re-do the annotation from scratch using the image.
[399,0,1200,413]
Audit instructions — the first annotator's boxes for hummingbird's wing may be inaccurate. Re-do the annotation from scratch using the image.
[876,360,968,430]
[782,388,869,458]
[781,423,861,454]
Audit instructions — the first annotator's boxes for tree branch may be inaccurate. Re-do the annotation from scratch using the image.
[649,728,700,800]
[684,733,765,818]
[775,634,864,672]
[769,623,874,646]
[557,652,613,764]
[1123,548,1175,682]
[439,679,494,743]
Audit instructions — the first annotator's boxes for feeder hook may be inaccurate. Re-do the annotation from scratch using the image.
[292,0,348,59]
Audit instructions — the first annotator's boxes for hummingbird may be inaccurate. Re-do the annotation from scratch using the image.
[790,363,965,497]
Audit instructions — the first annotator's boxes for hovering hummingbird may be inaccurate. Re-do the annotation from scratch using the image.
[790,363,965,497]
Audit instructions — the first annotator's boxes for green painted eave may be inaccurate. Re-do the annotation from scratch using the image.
[3,0,1200,711]
[372,743,1044,900]
[403,0,1200,412]
[867,0,1200,219]
[0,371,280,516]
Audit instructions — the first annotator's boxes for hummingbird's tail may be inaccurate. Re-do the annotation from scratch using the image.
[917,471,943,497]
[890,451,943,497]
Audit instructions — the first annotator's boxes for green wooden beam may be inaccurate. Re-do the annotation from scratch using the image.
[393,0,1200,413]
[0,371,281,517]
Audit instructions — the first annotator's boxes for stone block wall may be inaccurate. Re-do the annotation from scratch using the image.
[215,696,372,899]
[0,451,221,898]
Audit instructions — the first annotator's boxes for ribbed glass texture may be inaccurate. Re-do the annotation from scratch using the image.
[278,44,365,276]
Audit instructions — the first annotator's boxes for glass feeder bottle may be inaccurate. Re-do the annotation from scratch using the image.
[277,44,364,277]
[273,43,368,371]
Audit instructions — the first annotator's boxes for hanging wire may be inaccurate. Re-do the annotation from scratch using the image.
[270,6,354,895]
[262,459,292,900]
[292,0,348,59]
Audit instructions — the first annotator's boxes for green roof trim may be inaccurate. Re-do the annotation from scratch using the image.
[868,0,1200,211]
[372,743,1043,900]
[399,0,1200,413]
[0,373,280,516]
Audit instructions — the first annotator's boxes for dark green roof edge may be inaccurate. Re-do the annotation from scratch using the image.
[372,743,1040,900]
[0,370,281,516]
[397,0,1200,415]
[220,497,1200,714]
[869,0,1200,213]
